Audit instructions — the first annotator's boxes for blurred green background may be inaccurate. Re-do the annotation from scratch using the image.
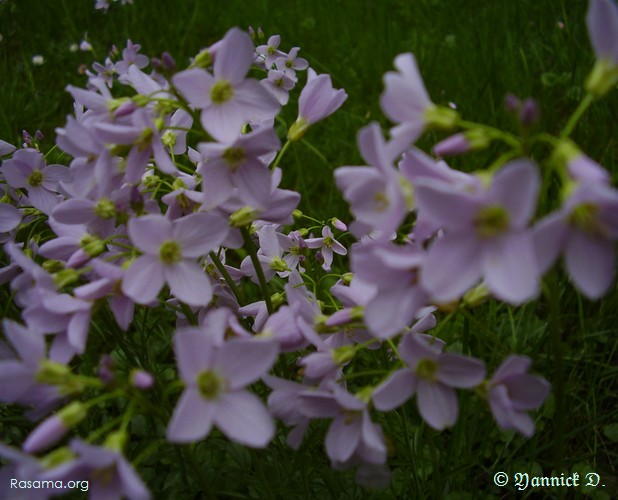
[1,0,616,218]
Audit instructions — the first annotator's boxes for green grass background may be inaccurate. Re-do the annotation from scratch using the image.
[1,0,617,498]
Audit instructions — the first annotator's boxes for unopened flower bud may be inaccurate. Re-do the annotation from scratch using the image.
[230,206,257,227]
[503,93,521,114]
[98,354,115,384]
[23,402,87,453]
[292,209,303,219]
[161,51,176,71]
[43,259,65,273]
[519,98,539,127]
[194,48,214,68]
[53,268,80,288]
[330,217,347,231]
[131,369,154,390]
[35,130,45,142]
[424,106,459,130]
[104,430,127,452]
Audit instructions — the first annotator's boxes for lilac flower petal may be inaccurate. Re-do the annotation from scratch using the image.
[214,391,274,447]
[202,103,245,142]
[298,392,341,418]
[234,80,280,123]
[217,338,278,389]
[172,212,228,257]
[416,380,458,430]
[233,164,272,209]
[4,320,44,365]
[489,385,535,436]
[488,160,540,228]
[28,187,60,214]
[116,458,151,500]
[127,215,173,254]
[152,140,177,175]
[122,255,165,304]
[110,295,134,331]
[325,415,362,463]
[41,164,71,187]
[381,53,431,124]
[507,375,551,411]
[482,232,539,304]
[174,328,215,381]
[164,261,213,307]
[421,233,482,303]
[565,230,615,299]
[399,333,444,366]
[436,353,486,388]
[364,287,426,339]
[492,355,531,382]
[361,413,387,460]
[214,28,254,83]
[0,203,21,232]
[532,212,568,274]
[372,368,416,411]
[166,389,215,443]
[587,0,618,61]
[201,163,234,209]
[172,68,214,108]
[414,178,480,229]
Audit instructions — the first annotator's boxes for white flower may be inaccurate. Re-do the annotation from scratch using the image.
[32,55,45,66]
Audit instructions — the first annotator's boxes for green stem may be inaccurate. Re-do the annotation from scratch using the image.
[560,93,594,138]
[272,139,292,170]
[209,251,242,303]
[240,227,273,314]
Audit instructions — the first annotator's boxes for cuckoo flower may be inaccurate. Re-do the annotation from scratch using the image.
[122,212,228,307]
[305,226,347,272]
[486,355,550,436]
[41,438,149,500]
[416,160,541,305]
[166,329,278,447]
[335,123,408,240]
[299,383,387,467]
[173,28,279,142]
[198,126,280,210]
[373,333,485,430]
[533,181,618,298]
[380,53,457,152]
[288,68,347,140]
[2,149,70,214]
[351,240,429,338]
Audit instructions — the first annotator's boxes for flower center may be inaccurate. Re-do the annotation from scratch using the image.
[210,80,234,105]
[94,198,116,219]
[416,358,438,380]
[159,240,182,264]
[196,370,224,400]
[223,147,245,171]
[27,170,44,187]
[568,202,604,235]
[474,205,509,238]
[373,191,390,212]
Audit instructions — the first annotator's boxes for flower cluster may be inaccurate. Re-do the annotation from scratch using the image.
[0,1,616,495]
